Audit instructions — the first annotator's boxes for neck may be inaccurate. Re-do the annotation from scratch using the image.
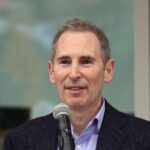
[70,100,102,136]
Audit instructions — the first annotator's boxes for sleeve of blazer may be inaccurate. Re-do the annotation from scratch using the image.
[2,133,14,150]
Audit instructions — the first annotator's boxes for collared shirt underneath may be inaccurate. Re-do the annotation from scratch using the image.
[71,99,105,150]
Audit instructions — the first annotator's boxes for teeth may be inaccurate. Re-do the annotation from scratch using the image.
[70,87,80,90]
[68,87,84,90]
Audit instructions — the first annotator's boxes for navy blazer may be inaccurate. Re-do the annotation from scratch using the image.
[3,101,150,150]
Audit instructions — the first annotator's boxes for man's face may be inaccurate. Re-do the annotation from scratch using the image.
[48,31,114,111]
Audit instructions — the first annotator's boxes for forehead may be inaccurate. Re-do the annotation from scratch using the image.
[55,31,101,58]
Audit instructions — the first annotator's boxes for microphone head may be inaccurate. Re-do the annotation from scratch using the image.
[53,103,71,119]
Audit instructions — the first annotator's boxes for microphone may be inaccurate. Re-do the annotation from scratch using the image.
[53,103,75,150]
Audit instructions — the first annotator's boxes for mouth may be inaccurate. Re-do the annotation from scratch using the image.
[64,86,87,93]
[66,86,85,90]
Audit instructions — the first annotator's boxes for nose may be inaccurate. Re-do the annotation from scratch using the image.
[69,63,81,81]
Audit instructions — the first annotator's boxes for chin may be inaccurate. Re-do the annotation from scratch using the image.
[65,98,86,108]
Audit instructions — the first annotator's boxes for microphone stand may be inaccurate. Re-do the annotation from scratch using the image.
[57,115,75,150]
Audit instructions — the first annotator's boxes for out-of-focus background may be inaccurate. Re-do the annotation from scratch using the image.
[0,0,149,149]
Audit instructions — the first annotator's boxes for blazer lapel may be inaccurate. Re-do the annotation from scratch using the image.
[96,101,130,150]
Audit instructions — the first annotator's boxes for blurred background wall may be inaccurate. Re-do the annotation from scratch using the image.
[0,0,135,148]
[0,0,134,114]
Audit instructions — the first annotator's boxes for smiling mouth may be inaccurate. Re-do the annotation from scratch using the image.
[65,86,86,91]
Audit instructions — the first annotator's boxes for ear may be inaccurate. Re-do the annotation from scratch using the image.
[48,60,56,84]
[104,59,115,83]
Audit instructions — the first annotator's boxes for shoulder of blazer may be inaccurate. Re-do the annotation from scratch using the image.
[96,101,150,150]
[3,113,58,150]
[8,113,57,136]
[104,100,150,130]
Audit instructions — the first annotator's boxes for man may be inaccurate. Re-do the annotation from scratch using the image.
[3,18,150,150]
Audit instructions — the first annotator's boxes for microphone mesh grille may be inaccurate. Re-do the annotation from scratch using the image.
[53,103,70,119]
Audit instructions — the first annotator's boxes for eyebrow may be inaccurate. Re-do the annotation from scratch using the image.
[55,55,95,62]
[55,56,70,61]
[80,55,94,59]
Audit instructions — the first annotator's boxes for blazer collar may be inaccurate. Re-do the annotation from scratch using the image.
[96,101,130,150]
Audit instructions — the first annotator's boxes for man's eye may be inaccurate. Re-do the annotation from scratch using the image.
[59,60,71,65]
[81,59,93,65]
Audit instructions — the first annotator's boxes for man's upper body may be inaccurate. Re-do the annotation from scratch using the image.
[3,18,150,149]
[48,18,115,136]
[3,100,150,150]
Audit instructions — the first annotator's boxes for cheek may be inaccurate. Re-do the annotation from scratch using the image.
[88,71,105,92]
[53,70,68,86]
[89,74,104,97]
[87,69,104,82]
